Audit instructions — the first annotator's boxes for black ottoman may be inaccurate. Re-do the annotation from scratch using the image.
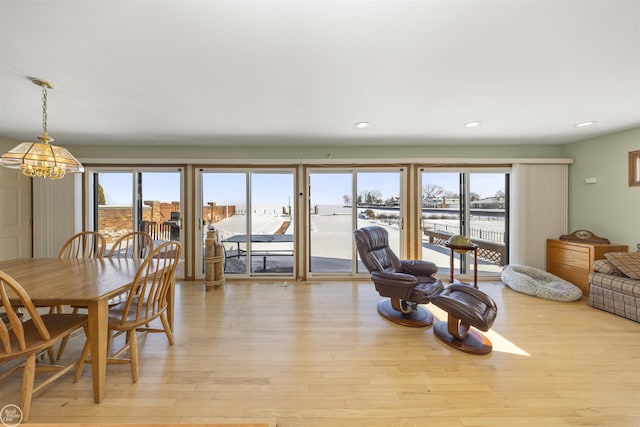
[430,284,498,355]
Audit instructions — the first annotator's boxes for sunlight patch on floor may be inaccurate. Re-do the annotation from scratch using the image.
[429,305,530,357]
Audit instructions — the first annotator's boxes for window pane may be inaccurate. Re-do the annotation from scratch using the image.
[420,172,461,278]
[96,172,133,251]
[141,172,182,243]
[469,173,507,275]
[250,172,294,274]
[356,172,401,272]
[203,172,247,275]
[309,173,353,273]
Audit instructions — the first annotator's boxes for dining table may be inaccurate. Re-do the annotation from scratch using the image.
[222,234,294,270]
[0,256,173,403]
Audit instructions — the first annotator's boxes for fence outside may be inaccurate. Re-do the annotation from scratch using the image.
[141,221,175,241]
[427,223,505,243]
[423,229,506,265]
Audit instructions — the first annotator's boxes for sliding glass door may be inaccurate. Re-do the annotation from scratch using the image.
[308,172,353,273]
[420,169,508,280]
[87,167,184,276]
[199,169,295,277]
[308,168,404,276]
[250,172,295,274]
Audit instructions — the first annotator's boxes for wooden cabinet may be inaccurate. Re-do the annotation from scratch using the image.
[546,239,628,296]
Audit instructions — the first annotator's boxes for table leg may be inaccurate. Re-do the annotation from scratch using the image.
[449,249,454,284]
[473,247,478,289]
[86,299,108,403]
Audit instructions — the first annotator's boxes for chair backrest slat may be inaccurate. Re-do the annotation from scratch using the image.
[108,231,154,260]
[58,231,106,259]
[0,316,10,354]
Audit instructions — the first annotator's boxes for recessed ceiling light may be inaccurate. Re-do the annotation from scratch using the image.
[574,121,597,128]
[464,121,482,128]
[355,121,370,129]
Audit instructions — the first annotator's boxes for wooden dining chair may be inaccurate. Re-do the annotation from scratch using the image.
[108,231,154,259]
[68,231,154,356]
[53,231,106,361]
[58,231,106,259]
[56,232,153,361]
[0,271,88,422]
[75,240,182,383]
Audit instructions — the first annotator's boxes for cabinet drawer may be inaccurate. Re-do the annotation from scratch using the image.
[548,246,589,269]
[548,265,588,287]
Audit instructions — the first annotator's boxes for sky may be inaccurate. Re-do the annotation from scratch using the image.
[98,171,506,207]
[99,172,181,205]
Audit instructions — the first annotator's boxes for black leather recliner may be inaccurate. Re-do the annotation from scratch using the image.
[354,225,444,327]
[354,225,498,354]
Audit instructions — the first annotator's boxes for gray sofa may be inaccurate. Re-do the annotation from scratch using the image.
[588,254,640,323]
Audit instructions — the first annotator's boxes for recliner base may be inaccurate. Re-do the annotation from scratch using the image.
[433,321,492,355]
[376,299,433,327]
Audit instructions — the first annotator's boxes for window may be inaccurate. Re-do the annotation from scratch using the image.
[307,168,405,276]
[86,167,184,277]
[420,169,509,279]
[199,169,295,277]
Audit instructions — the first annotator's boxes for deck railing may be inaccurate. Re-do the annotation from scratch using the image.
[141,221,174,241]
[423,229,506,265]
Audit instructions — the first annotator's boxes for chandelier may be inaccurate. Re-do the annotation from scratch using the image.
[0,78,84,179]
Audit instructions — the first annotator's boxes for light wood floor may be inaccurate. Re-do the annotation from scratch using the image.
[2,280,639,426]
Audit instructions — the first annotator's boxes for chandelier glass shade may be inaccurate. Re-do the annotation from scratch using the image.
[0,139,84,179]
[0,78,84,179]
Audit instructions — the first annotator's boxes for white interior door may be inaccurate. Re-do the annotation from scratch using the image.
[0,168,31,260]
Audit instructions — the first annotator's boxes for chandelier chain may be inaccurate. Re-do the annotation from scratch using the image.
[41,86,48,134]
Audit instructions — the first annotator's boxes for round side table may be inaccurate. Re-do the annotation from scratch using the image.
[444,242,479,289]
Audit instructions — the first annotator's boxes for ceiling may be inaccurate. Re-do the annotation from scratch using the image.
[1,0,639,147]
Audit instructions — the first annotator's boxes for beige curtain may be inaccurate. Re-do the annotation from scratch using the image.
[509,163,568,269]
[32,175,82,257]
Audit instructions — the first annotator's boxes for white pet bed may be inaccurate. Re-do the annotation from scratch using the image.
[501,264,582,302]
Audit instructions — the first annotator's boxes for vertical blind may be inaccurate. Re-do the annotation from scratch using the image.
[509,163,568,269]
[32,176,81,257]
